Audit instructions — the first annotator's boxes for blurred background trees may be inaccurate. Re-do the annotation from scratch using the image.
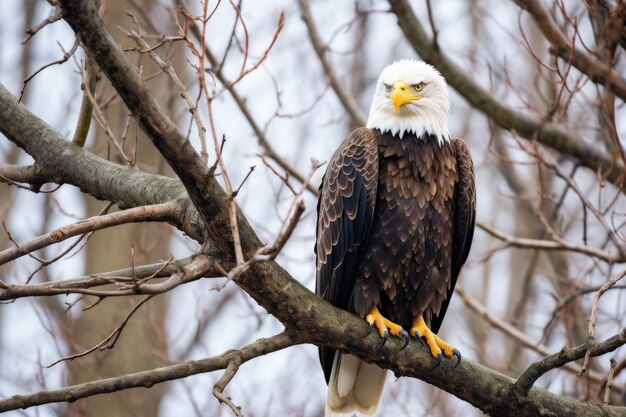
[0,0,625,416]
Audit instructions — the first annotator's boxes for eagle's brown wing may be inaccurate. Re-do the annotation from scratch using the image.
[315,127,379,383]
[430,138,476,334]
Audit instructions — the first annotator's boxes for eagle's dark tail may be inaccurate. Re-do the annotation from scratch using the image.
[326,352,387,416]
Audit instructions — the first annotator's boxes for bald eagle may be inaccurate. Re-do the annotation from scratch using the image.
[315,59,476,416]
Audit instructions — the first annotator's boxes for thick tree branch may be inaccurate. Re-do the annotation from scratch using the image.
[387,0,626,193]
[0,83,205,242]
[2,291,626,416]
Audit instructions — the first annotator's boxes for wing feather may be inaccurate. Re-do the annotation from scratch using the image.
[315,127,379,383]
[430,138,476,334]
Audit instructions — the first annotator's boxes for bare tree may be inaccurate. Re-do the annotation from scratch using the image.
[1,1,625,416]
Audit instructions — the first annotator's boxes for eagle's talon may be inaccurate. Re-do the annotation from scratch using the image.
[431,353,442,369]
[451,349,461,367]
[400,329,410,350]
[412,330,425,346]
[366,306,407,346]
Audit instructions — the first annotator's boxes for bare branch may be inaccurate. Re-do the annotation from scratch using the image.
[0,201,181,265]
[179,2,318,196]
[513,327,626,398]
[478,221,626,263]
[582,267,626,373]
[19,36,80,102]
[298,0,367,127]
[0,256,214,301]
[0,332,295,413]
[46,295,154,367]
[212,357,243,417]
[22,7,63,44]
[124,28,208,164]
[455,286,617,389]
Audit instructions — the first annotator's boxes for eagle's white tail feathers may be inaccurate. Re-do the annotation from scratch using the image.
[326,353,387,417]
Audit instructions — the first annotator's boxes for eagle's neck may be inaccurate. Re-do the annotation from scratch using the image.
[366,101,450,145]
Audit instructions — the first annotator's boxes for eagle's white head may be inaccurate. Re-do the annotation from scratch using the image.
[366,59,451,144]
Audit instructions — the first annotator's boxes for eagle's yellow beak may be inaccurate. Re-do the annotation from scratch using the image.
[391,81,422,113]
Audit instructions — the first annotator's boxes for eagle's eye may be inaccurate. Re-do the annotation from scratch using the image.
[384,83,392,93]
[412,82,423,92]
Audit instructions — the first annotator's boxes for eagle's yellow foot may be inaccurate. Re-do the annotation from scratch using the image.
[366,306,410,349]
[410,315,461,367]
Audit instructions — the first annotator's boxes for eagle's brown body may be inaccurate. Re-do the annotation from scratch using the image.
[316,127,475,382]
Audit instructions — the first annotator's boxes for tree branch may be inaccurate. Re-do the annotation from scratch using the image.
[0,201,181,265]
[478,221,626,263]
[178,2,318,196]
[0,256,222,301]
[455,286,620,390]
[513,328,626,398]
[0,332,296,413]
[298,0,367,127]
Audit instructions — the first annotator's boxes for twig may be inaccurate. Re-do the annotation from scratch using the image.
[582,267,626,374]
[425,0,438,50]
[232,165,255,198]
[520,142,626,254]
[19,36,80,102]
[605,358,617,405]
[46,295,155,367]
[22,7,63,44]
[81,64,131,162]
[212,356,243,417]
[178,1,319,196]
[223,9,285,89]
[387,0,626,193]
[514,0,626,101]
[212,159,320,290]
